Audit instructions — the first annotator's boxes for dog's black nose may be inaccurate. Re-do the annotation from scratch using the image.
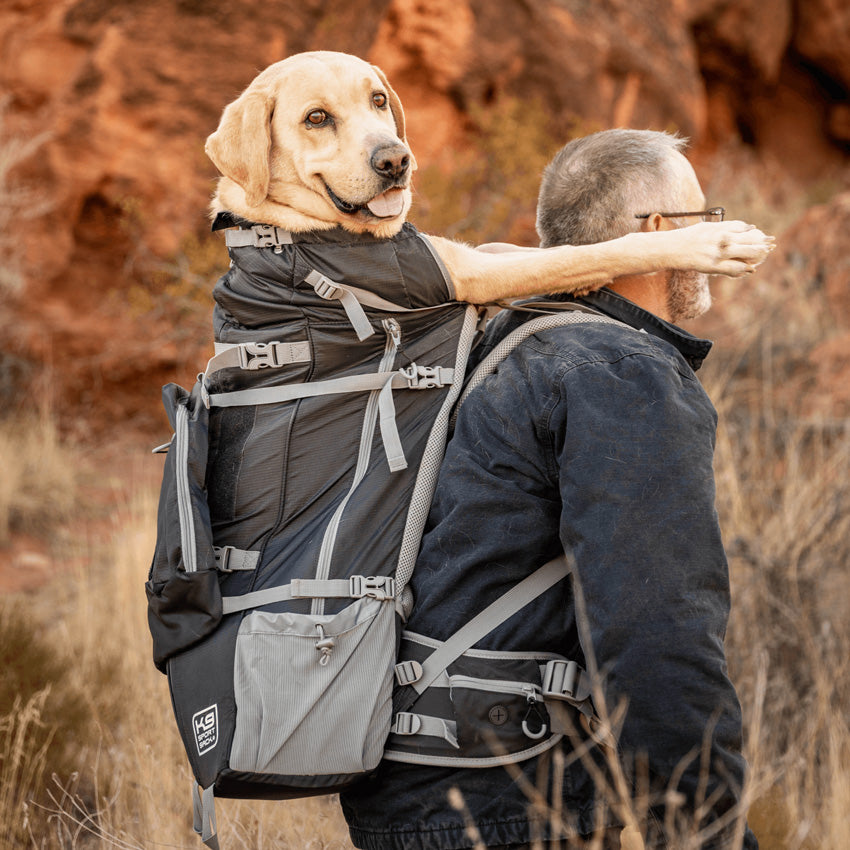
[371,143,411,180]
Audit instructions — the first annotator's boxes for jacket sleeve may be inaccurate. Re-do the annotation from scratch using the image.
[551,346,749,844]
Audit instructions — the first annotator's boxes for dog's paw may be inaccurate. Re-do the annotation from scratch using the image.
[684,221,776,277]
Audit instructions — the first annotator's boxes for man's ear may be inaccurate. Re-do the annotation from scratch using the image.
[639,212,666,232]
[205,86,275,207]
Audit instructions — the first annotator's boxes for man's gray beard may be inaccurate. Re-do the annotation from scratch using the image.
[667,269,712,323]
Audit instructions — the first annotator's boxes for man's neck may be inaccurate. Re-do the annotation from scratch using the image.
[607,271,671,322]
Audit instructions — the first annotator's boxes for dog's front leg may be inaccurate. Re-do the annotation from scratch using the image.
[430,221,774,304]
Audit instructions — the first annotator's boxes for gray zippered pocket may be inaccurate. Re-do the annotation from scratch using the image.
[230,596,396,775]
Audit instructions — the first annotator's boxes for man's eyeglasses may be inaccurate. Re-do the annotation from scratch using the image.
[634,207,725,222]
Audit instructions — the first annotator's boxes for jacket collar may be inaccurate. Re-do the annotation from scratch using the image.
[576,288,713,372]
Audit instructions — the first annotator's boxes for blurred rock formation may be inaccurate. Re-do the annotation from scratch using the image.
[0,0,847,430]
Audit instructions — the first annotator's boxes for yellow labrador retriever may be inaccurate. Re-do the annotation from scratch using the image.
[205,50,771,303]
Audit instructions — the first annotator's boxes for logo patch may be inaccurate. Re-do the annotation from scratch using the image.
[192,704,219,756]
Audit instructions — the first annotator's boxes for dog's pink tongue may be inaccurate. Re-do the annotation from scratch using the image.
[366,188,405,218]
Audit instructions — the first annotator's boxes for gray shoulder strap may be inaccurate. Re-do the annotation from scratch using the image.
[456,305,628,417]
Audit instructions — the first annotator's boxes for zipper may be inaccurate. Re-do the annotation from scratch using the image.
[448,675,542,701]
[311,319,401,615]
[174,403,197,573]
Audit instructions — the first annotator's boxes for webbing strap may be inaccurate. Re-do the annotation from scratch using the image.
[391,712,459,748]
[203,341,311,379]
[221,585,294,615]
[192,783,219,850]
[378,374,407,471]
[208,370,398,408]
[305,269,375,341]
[220,575,396,615]
[304,269,429,314]
[402,556,572,705]
[206,366,454,409]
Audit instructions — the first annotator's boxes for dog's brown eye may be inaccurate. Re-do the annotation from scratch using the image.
[372,92,388,109]
[306,110,328,126]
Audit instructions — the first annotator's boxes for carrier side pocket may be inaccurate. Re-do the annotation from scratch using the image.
[229,596,396,776]
[147,382,221,672]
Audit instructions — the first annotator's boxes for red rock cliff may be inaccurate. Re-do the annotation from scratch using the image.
[1,0,847,431]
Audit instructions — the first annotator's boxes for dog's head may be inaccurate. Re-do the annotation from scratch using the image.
[206,51,416,236]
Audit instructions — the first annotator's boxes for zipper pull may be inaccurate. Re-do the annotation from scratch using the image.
[521,694,548,740]
[382,317,402,349]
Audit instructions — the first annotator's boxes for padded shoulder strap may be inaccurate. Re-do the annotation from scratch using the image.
[456,305,628,418]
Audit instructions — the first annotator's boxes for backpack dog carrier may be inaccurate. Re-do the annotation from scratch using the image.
[147,219,614,848]
[147,221,478,848]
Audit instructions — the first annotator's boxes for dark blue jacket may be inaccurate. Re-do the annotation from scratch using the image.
[342,289,756,850]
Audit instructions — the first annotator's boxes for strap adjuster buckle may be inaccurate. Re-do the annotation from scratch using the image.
[309,272,342,301]
[391,712,422,736]
[349,575,396,600]
[394,659,424,686]
[213,545,236,573]
[542,659,580,700]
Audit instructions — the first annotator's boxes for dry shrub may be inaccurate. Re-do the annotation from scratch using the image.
[0,599,92,850]
[0,690,52,850]
[0,406,79,545]
[708,368,850,850]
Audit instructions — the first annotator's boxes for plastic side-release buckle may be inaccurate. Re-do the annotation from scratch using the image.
[253,224,291,249]
[398,363,453,389]
[542,659,580,700]
[394,659,424,686]
[391,712,422,736]
[349,575,396,600]
[237,341,300,370]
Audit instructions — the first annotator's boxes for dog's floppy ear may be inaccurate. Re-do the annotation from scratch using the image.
[205,86,275,207]
[371,64,408,143]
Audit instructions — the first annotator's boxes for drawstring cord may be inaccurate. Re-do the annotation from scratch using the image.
[314,624,335,665]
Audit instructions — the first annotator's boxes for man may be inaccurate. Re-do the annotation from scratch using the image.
[341,129,760,849]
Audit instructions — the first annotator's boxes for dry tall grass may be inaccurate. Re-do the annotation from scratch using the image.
[0,405,78,546]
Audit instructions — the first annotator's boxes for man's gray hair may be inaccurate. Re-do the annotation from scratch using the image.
[536,129,693,248]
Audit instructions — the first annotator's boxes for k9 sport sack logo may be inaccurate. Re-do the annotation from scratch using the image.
[192,704,219,756]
